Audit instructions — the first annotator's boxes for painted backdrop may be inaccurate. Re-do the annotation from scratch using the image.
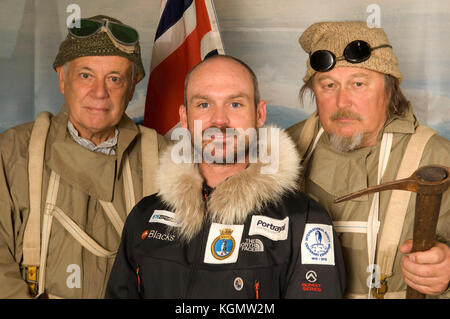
[0,0,449,139]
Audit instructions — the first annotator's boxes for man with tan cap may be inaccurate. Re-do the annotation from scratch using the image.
[0,15,166,298]
[288,21,449,298]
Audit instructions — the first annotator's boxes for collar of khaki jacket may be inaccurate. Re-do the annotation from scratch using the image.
[45,105,139,202]
[382,103,417,135]
[309,103,419,198]
[156,127,301,243]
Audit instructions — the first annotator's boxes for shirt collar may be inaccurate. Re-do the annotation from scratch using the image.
[67,120,119,155]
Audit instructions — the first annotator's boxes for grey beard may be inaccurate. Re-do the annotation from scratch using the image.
[328,133,364,152]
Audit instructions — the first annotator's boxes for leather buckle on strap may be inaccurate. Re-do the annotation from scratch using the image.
[25,266,39,297]
[372,275,387,299]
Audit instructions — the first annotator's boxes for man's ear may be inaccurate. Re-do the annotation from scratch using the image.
[179,104,188,129]
[256,100,267,128]
[135,73,144,84]
[56,66,65,94]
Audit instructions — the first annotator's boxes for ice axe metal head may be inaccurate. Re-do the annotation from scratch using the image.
[334,165,450,299]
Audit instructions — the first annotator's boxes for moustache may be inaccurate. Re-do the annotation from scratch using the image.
[330,110,363,122]
[202,126,244,139]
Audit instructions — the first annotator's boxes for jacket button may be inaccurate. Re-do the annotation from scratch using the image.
[234,277,244,291]
[141,229,149,240]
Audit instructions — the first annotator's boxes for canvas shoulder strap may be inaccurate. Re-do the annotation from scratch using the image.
[138,125,159,197]
[376,125,437,279]
[24,112,52,268]
[23,112,52,296]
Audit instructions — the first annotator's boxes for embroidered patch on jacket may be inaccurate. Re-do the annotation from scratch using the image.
[240,238,264,252]
[149,210,179,227]
[204,223,244,264]
[301,224,335,265]
[248,216,289,241]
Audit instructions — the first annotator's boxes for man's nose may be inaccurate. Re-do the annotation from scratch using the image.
[91,79,109,99]
[210,105,229,126]
[336,88,352,109]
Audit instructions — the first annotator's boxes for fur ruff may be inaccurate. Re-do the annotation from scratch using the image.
[156,127,301,242]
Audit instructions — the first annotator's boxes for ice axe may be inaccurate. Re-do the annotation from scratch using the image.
[334,165,450,299]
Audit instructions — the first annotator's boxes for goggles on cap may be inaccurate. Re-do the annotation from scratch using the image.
[68,18,139,54]
[309,40,392,72]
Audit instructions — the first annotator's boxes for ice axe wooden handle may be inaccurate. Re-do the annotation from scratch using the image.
[334,165,450,299]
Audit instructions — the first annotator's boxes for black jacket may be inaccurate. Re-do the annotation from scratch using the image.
[105,128,345,299]
[106,190,345,299]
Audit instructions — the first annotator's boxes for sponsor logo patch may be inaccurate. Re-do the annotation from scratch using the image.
[302,270,322,293]
[146,229,175,242]
[204,223,244,264]
[248,216,289,241]
[301,224,335,265]
[149,210,179,227]
[240,238,264,252]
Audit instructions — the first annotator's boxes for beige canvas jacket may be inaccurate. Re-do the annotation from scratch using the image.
[287,107,449,298]
[0,106,166,298]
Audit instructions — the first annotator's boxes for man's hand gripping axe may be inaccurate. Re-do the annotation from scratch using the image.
[334,165,450,299]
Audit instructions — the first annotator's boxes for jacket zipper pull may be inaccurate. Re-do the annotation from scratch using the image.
[204,193,208,209]
[136,266,142,294]
[254,280,260,299]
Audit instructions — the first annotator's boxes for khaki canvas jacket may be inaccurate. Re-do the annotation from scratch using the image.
[0,106,166,298]
[287,107,450,298]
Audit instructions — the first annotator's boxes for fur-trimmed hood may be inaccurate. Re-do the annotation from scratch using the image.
[156,126,301,242]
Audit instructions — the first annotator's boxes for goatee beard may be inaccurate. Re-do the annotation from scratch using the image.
[328,132,364,152]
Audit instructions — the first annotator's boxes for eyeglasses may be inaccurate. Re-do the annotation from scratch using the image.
[68,18,139,53]
[309,40,392,72]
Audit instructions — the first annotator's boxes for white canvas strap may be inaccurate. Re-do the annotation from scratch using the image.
[24,112,52,267]
[366,133,392,298]
[100,153,136,236]
[376,126,436,278]
[367,133,392,265]
[38,170,60,295]
[122,155,136,215]
[333,221,368,233]
[49,205,116,258]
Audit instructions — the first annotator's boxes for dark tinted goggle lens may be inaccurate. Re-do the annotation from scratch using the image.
[310,50,336,72]
[69,19,102,37]
[68,19,138,44]
[109,22,139,44]
[344,40,371,63]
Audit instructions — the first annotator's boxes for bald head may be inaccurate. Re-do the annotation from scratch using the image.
[184,55,260,108]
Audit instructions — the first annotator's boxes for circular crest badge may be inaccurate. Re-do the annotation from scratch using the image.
[304,227,331,257]
[211,228,235,260]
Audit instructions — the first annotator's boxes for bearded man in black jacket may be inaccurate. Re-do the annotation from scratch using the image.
[106,55,345,299]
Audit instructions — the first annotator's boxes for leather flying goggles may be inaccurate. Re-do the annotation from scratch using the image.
[309,40,392,72]
[68,18,139,53]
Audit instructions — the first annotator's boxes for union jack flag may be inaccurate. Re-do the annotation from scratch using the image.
[144,0,225,135]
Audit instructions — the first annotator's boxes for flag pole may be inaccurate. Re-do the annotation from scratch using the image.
[204,0,225,54]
